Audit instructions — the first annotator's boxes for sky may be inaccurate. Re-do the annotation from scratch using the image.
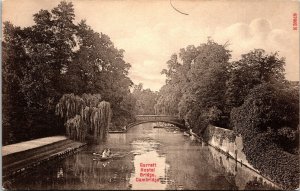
[3,0,299,91]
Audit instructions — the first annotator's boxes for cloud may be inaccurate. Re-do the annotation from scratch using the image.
[122,18,298,91]
[213,18,299,80]
[129,60,166,91]
[249,18,272,36]
[114,26,170,91]
[115,22,214,91]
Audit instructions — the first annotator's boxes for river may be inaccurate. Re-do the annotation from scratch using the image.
[11,122,278,190]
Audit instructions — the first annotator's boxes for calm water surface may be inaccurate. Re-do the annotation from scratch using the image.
[11,123,278,190]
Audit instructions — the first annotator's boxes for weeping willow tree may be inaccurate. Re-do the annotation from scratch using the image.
[65,115,87,142]
[55,93,112,143]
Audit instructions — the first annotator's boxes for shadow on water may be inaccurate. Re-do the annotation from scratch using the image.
[9,122,278,190]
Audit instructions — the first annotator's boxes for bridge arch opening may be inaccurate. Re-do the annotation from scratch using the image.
[126,115,187,130]
[127,120,185,129]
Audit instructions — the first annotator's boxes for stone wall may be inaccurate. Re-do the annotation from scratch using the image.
[207,146,278,190]
[189,125,282,189]
[201,125,257,172]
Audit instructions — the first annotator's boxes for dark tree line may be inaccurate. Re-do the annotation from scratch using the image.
[155,39,299,188]
[3,1,135,145]
[156,40,298,139]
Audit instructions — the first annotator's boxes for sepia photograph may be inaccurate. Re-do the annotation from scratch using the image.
[2,0,299,190]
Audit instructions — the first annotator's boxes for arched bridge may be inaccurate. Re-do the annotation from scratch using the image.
[127,115,186,129]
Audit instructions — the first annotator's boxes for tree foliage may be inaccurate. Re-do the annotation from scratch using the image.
[231,83,299,188]
[225,49,286,109]
[3,1,135,144]
[157,39,299,188]
[56,93,112,142]
[156,40,231,131]
[132,83,158,115]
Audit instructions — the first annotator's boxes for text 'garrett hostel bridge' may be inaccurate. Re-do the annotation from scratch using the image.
[129,115,186,129]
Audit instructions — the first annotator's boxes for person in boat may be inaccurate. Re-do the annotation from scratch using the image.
[101,148,111,158]
[107,148,111,156]
[102,149,108,158]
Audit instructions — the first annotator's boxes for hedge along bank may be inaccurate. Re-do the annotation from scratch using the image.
[230,83,299,189]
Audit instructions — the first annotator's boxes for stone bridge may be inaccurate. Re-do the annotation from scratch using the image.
[127,115,186,129]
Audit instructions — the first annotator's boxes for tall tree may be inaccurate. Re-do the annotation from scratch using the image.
[158,40,231,131]
[225,49,286,109]
[3,1,135,144]
[2,22,30,144]
[64,20,133,127]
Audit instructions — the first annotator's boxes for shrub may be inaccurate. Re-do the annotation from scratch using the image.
[231,83,299,189]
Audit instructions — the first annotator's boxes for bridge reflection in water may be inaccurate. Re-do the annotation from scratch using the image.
[9,122,278,190]
[133,115,186,129]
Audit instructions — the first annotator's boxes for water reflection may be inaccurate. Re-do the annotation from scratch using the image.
[56,167,64,179]
[207,146,279,190]
[130,151,169,189]
[9,123,279,190]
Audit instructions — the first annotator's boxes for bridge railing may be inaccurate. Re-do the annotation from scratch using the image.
[136,115,180,121]
[133,115,186,128]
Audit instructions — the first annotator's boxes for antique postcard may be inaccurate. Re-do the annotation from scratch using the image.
[2,0,299,190]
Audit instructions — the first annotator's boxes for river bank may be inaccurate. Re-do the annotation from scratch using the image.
[3,136,86,188]
[188,125,288,190]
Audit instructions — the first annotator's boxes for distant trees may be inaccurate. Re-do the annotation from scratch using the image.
[132,83,158,115]
[3,1,135,144]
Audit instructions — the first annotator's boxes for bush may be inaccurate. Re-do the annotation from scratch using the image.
[231,83,299,189]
